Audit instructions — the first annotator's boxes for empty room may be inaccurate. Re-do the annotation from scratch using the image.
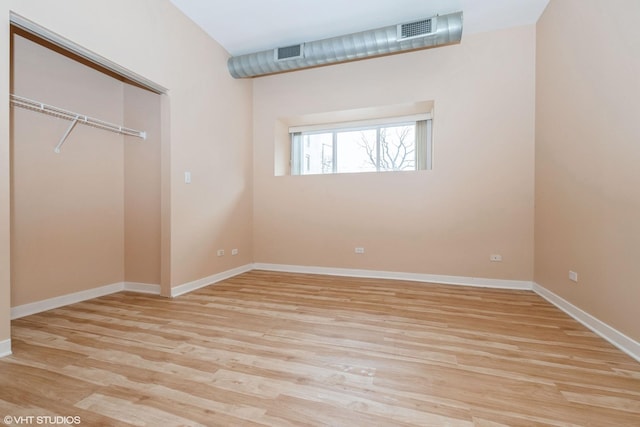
[0,0,639,425]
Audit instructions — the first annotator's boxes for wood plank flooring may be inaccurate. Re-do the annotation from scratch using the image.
[1,270,639,426]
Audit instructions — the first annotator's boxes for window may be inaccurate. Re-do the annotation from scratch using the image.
[290,115,432,175]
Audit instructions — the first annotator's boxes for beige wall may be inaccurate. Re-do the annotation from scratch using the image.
[253,25,536,280]
[1,11,12,343]
[535,0,640,340]
[11,34,126,306]
[124,84,161,285]
[0,0,254,345]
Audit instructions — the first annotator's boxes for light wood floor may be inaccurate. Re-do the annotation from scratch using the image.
[1,271,639,426]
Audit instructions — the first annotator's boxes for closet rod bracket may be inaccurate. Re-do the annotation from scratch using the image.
[54,115,80,154]
[10,94,148,148]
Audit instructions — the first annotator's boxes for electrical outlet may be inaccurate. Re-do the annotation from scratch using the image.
[231,249,239,256]
[217,249,225,257]
[569,270,578,282]
[355,247,365,254]
[184,171,191,184]
[490,254,502,262]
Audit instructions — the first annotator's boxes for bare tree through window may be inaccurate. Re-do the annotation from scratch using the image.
[292,121,426,175]
[358,125,415,171]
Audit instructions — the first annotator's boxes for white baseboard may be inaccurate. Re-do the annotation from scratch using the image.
[252,263,534,290]
[0,339,11,358]
[11,282,125,320]
[124,282,161,295]
[533,283,640,363]
[9,264,255,319]
[171,264,254,297]
[10,281,161,320]
[9,263,252,320]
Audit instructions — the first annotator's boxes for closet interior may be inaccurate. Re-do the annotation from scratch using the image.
[10,28,163,309]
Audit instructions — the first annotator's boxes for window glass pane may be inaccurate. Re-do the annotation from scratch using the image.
[336,129,377,174]
[292,120,423,175]
[301,133,333,175]
[379,125,415,171]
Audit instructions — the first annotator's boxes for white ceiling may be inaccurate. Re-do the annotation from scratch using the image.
[170,0,549,57]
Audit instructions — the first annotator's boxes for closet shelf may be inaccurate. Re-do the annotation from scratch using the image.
[10,94,147,153]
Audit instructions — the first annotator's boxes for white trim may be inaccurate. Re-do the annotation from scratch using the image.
[10,12,167,94]
[533,283,640,363]
[289,113,431,134]
[124,282,161,295]
[11,282,125,320]
[0,339,11,358]
[252,263,533,290]
[10,281,162,319]
[171,264,254,297]
[9,264,254,319]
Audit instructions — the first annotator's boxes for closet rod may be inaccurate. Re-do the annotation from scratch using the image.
[10,94,147,153]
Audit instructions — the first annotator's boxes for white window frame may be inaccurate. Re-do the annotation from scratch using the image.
[290,114,432,175]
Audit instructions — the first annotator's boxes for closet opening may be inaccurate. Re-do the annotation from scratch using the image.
[9,20,169,319]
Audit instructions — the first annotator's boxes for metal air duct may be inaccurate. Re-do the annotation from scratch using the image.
[227,11,463,79]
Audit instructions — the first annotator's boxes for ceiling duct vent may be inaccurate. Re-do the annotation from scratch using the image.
[398,18,435,40]
[228,11,463,79]
[276,44,304,61]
